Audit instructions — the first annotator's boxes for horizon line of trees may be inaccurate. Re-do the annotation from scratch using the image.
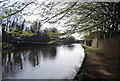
[2,19,77,45]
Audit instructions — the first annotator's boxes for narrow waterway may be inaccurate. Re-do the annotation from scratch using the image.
[2,44,85,79]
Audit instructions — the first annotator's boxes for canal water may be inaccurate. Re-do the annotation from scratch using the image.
[2,44,85,79]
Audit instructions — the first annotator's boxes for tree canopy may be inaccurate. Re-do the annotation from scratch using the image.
[1,0,120,41]
[44,1,120,39]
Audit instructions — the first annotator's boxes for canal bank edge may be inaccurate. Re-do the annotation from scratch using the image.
[74,44,119,81]
[74,44,88,80]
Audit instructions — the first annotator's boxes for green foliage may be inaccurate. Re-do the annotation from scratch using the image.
[7,30,36,38]
[82,44,100,54]
[2,42,14,50]
[81,44,92,54]
[48,40,59,44]
[50,2,120,39]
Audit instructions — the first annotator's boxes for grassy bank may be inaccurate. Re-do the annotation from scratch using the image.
[81,44,100,54]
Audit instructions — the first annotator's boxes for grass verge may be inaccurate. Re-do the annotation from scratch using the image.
[81,44,100,54]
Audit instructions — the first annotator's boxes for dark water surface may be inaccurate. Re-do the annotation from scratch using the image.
[2,44,85,79]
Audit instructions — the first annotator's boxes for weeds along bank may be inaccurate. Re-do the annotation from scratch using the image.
[83,37,120,56]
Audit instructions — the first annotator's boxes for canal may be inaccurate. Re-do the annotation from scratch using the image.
[2,44,85,79]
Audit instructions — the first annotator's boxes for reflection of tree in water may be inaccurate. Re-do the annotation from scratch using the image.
[29,49,40,67]
[2,46,57,79]
[2,51,24,78]
[3,52,23,70]
[67,46,75,50]
[41,47,57,60]
[28,46,57,67]
[2,52,13,71]
[13,52,23,70]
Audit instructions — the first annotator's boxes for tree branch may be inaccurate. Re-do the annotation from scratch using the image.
[3,1,34,18]
[41,1,78,26]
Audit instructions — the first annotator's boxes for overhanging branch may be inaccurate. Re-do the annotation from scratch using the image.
[3,1,34,18]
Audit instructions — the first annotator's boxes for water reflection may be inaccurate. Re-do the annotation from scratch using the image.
[41,47,57,61]
[2,52,24,77]
[2,44,85,79]
[67,45,75,50]
[29,50,40,67]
